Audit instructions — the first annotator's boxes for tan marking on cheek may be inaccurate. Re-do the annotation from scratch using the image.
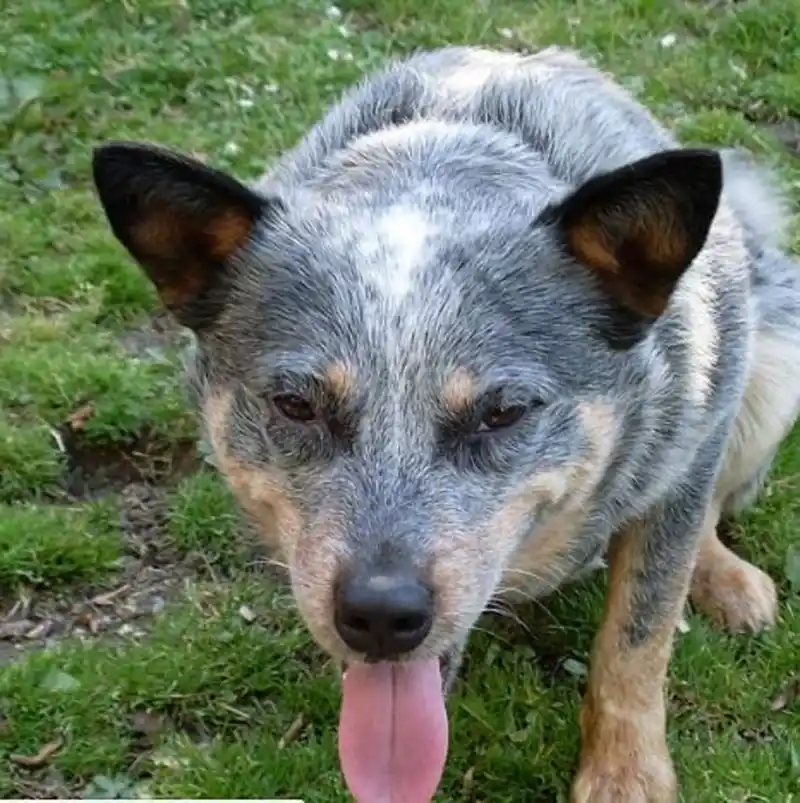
[503,402,618,598]
[323,360,358,400]
[202,392,353,657]
[203,391,234,460]
[224,458,303,551]
[578,401,618,469]
[291,511,354,656]
[202,391,300,550]
[496,468,579,597]
[429,468,577,629]
[441,368,477,416]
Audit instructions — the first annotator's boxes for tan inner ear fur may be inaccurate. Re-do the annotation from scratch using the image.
[128,204,254,311]
[566,200,693,317]
[206,209,255,261]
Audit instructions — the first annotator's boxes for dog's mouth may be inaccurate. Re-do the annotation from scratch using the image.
[337,649,454,802]
[341,649,456,688]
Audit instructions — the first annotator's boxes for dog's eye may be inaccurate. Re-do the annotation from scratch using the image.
[477,404,528,432]
[272,393,317,423]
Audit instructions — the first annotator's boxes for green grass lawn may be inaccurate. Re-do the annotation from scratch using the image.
[1,0,798,800]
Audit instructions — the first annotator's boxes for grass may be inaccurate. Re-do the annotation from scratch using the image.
[0,0,798,800]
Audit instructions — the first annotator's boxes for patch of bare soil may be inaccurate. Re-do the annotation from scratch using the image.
[1,315,212,663]
[60,313,201,498]
[61,427,200,499]
[0,484,203,665]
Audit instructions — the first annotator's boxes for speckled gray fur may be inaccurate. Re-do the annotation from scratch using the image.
[95,45,799,730]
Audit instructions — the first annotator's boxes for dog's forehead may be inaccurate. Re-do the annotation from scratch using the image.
[348,202,441,304]
[233,188,590,391]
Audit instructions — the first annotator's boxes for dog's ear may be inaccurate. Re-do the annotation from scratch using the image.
[543,149,723,319]
[92,141,268,329]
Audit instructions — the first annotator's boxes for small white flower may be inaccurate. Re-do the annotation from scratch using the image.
[729,60,747,80]
[337,24,351,37]
[223,141,240,156]
[325,4,342,19]
[659,32,678,48]
[498,27,513,40]
[263,82,280,94]
[237,98,255,109]
[327,48,341,61]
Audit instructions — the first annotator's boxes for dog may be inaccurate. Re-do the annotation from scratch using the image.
[92,46,799,802]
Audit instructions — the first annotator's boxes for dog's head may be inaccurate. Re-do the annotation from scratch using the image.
[92,129,722,669]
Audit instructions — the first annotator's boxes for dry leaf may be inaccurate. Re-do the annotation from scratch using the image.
[10,737,63,768]
[131,710,167,738]
[238,604,257,624]
[771,677,800,712]
[462,766,475,794]
[25,620,53,640]
[0,619,33,639]
[278,714,304,748]
[562,657,588,678]
[66,403,94,431]
[89,584,131,607]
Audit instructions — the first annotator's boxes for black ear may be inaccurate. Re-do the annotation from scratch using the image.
[92,141,268,329]
[543,149,723,318]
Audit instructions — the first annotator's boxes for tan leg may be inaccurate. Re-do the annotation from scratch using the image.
[571,519,683,803]
[690,523,777,633]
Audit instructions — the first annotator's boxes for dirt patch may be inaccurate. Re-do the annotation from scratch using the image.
[0,484,202,665]
[61,427,200,499]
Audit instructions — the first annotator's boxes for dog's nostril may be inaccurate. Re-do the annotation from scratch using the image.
[334,571,434,659]
[347,615,371,632]
[393,613,427,633]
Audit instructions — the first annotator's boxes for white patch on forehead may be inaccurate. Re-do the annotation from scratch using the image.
[356,204,437,302]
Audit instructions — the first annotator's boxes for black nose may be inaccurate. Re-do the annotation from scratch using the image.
[334,572,434,659]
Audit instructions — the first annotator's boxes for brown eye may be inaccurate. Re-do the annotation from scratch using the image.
[477,404,527,432]
[273,393,317,423]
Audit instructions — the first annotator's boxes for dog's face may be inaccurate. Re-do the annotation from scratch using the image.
[92,130,722,668]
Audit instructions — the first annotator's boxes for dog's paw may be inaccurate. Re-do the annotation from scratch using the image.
[691,549,777,633]
[573,697,676,803]
[570,757,677,803]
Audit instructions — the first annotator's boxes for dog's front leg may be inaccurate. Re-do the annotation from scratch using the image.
[571,496,720,803]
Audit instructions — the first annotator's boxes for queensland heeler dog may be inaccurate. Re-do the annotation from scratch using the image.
[92,46,799,802]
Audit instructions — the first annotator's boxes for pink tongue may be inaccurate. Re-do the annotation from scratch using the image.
[338,659,448,803]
